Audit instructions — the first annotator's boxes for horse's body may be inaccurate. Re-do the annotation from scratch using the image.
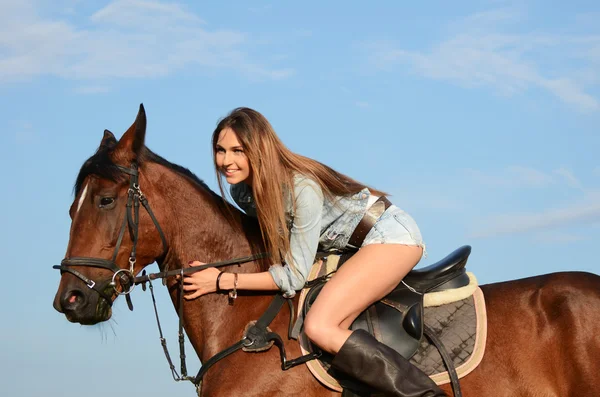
[54,106,600,396]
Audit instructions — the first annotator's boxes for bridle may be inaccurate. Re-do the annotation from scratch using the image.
[53,162,168,310]
[53,161,320,395]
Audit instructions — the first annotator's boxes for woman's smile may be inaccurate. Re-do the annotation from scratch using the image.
[215,127,251,184]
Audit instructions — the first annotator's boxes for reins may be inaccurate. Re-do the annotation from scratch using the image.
[53,161,321,396]
[137,255,321,395]
[139,251,274,390]
[133,253,270,285]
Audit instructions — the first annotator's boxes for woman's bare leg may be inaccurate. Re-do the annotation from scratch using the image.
[304,244,422,353]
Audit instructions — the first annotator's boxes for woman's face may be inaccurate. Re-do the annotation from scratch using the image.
[215,128,252,185]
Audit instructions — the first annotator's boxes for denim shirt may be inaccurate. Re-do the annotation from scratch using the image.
[230,175,370,297]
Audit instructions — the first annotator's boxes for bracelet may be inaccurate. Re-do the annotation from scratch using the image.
[228,273,238,305]
[216,271,225,293]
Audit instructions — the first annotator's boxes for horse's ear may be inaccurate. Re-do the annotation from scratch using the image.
[99,129,117,151]
[113,104,147,164]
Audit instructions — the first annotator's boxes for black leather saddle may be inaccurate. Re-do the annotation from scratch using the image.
[304,245,472,359]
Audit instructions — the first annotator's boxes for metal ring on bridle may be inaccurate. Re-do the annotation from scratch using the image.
[242,336,254,347]
[112,269,136,295]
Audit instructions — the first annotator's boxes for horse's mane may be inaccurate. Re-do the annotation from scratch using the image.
[74,144,220,203]
[74,141,267,269]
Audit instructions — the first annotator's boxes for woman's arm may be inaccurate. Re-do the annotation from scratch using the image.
[183,177,323,299]
[268,177,323,296]
[182,266,279,300]
[220,271,279,290]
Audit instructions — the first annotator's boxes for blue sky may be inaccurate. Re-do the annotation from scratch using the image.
[1,1,599,396]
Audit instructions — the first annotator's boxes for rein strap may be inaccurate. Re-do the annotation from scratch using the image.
[134,252,270,285]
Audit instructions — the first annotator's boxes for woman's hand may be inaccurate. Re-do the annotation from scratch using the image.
[183,262,221,300]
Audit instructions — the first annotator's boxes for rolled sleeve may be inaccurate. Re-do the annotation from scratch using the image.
[268,264,300,298]
[268,178,323,298]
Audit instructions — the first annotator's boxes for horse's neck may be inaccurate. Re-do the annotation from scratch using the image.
[146,163,272,362]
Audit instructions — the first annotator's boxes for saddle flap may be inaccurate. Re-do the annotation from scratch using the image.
[351,285,424,359]
[302,278,425,360]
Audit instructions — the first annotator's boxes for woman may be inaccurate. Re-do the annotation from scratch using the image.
[184,107,445,397]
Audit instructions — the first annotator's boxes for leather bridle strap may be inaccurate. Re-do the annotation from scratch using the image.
[54,163,168,309]
[56,263,116,303]
[193,294,288,388]
[134,252,270,285]
[190,292,320,395]
[139,251,272,385]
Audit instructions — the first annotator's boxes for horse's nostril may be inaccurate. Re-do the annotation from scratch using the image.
[61,289,87,311]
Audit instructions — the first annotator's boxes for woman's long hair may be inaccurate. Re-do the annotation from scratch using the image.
[212,107,384,266]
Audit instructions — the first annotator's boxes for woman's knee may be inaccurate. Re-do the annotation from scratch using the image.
[303,311,325,344]
[305,312,356,353]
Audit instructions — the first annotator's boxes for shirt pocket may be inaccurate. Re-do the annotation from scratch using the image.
[319,227,348,250]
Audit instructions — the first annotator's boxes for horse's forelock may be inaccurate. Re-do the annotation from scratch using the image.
[73,146,125,196]
[73,140,223,215]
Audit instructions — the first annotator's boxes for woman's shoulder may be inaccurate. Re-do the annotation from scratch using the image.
[292,174,322,194]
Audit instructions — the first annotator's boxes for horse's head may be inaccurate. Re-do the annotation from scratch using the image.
[53,105,167,324]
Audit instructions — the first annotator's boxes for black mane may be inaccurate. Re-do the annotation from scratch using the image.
[74,144,220,201]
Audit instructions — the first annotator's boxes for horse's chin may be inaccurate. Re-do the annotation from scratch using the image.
[64,306,112,325]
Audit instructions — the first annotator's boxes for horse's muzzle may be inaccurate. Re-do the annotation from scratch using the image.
[53,286,112,325]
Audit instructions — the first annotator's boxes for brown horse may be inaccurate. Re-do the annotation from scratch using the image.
[53,105,600,397]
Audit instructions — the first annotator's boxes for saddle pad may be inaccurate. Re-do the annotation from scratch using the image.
[298,270,487,391]
[411,287,487,385]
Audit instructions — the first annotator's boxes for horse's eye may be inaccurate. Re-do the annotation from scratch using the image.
[99,197,115,208]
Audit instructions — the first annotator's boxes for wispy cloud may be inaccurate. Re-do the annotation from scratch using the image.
[91,0,205,27]
[554,167,583,189]
[467,166,600,237]
[248,5,273,14]
[465,166,555,188]
[532,231,586,244]
[367,8,600,112]
[470,200,600,238]
[0,0,294,85]
[73,85,111,94]
[466,165,592,192]
[469,174,600,238]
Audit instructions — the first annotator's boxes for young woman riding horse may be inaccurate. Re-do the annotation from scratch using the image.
[183,107,446,397]
[53,105,600,396]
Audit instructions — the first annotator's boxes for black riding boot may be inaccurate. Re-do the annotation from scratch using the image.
[331,329,447,397]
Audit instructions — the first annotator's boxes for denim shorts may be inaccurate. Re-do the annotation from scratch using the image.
[361,205,427,257]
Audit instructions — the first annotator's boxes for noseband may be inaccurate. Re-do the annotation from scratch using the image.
[53,163,168,310]
[54,161,321,395]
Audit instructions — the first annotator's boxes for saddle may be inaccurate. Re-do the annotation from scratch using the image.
[303,245,472,360]
[298,245,474,396]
